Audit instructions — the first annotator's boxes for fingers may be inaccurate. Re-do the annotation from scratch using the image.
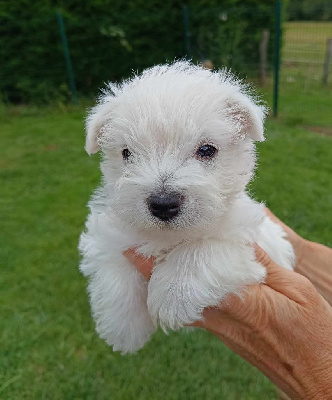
[203,246,317,330]
[264,207,290,233]
[265,207,307,268]
[123,249,155,280]
[254,244,315,305]
[124,244,314,307]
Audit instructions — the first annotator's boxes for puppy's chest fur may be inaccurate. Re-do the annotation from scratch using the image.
[80,189,294,354]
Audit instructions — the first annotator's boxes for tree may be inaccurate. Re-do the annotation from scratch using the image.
[0,0,282,103]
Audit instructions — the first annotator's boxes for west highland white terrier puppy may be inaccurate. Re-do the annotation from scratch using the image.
[79,61,294,353]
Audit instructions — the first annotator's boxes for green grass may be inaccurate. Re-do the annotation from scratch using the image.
[1,81,332,399]
[283,21,332,63]
[282,21,332,88]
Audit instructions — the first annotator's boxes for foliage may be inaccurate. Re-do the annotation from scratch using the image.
[0,0,279,104]
[190,4,277,76]
[288,0,332,21]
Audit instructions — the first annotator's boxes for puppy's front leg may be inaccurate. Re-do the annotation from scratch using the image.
[84,255,157,353]
[147,241,266,330]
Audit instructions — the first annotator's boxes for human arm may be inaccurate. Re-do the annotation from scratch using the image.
[124,242,332,399]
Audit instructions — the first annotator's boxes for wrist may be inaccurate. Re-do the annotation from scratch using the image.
[276,359,332,400]
[301,366,332,400]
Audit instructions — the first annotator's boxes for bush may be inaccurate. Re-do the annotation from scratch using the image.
[0,0,280,104]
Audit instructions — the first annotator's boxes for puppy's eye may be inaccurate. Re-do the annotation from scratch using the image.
[196,144,218,159]
[122,148,131,160]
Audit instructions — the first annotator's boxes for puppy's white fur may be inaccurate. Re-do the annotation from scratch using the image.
[79,61,295,353]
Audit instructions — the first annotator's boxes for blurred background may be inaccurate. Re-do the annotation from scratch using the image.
[1,1,331,399]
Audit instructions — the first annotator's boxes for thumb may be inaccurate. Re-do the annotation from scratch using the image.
[123,249,155,280]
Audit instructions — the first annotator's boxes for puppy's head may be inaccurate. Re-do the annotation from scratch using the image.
[85,61,267,231]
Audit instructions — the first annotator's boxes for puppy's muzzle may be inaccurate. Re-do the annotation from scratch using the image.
[147,193,182,221]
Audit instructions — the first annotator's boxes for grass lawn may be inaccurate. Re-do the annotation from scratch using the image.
[282,21,332,88]
[283,21,332,63]
[1,81,332,399]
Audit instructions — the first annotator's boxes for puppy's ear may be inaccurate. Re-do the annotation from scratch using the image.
[85,102,112,155]
[226,93,267,142]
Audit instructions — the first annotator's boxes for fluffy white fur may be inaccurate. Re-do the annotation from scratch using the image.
[79,61,295,353]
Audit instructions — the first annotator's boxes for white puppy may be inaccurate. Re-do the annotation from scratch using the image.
[79,61,294,353]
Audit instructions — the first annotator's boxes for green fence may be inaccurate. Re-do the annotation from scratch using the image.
[1,1,331,117]
[0,3,279,103]
[282,21,332,89]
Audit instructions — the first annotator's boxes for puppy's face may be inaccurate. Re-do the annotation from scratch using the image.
[85,63,266,232]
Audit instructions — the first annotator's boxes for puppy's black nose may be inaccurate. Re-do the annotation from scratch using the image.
[148,193,181,221]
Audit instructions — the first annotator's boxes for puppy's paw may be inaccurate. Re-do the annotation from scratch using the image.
[100,312,156,354]
[147,265,204,331]
[86,259,157,354]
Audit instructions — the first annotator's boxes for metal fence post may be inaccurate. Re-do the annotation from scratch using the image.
[259,29,270,86]
[56,11,78,105]
[273,1,282,117]
[182,5,191,59]
[322,38,332,85]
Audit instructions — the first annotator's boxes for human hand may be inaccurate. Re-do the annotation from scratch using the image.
[265,208,332,305]
[265,208,307,268]
[124,246,332,400]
